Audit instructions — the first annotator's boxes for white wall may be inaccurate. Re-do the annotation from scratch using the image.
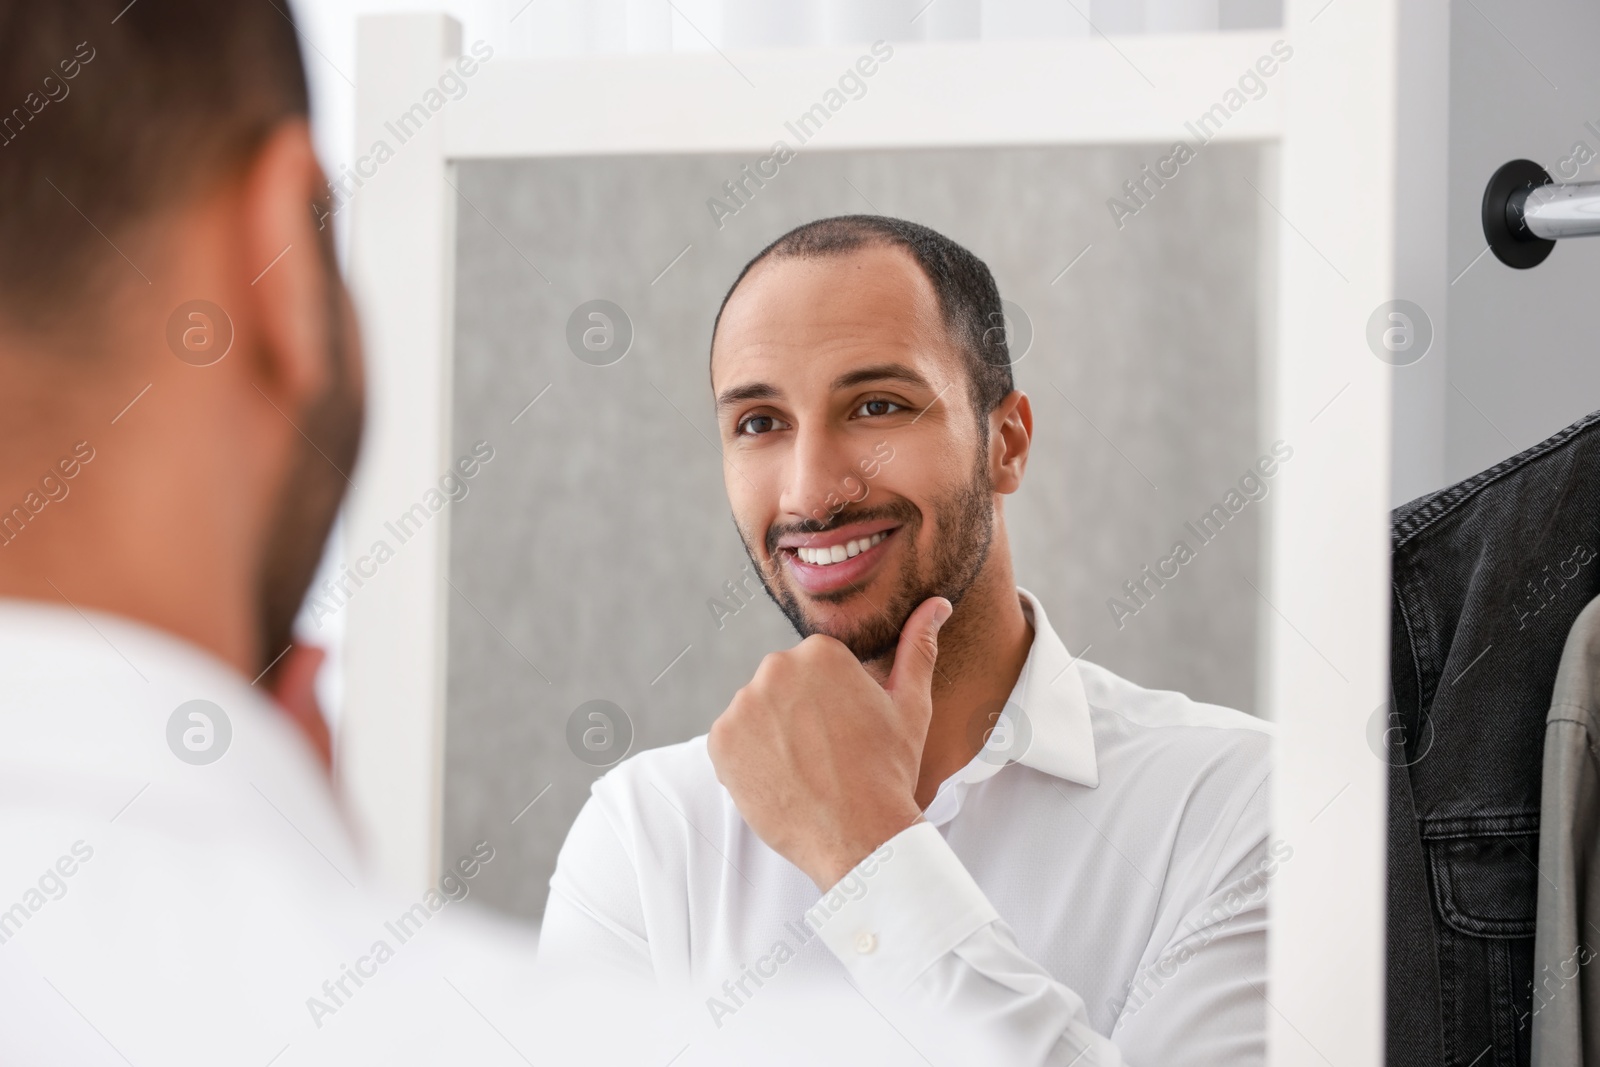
[1387,0,1450,505]
[1443,0,1600,487]
[1390,0,1600,505]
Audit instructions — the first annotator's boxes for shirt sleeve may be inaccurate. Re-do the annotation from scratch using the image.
[808,821,1269,1067]
[536,788,656,984]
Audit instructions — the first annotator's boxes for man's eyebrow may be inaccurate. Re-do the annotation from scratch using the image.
[716,382,780,408]
[831,363,931,392]
[715,363,931,409]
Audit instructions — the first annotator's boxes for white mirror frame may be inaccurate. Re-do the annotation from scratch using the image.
[342,8,1408,1062]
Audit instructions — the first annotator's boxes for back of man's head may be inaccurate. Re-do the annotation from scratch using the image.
[0,0,309,333]
[0,0,363,686]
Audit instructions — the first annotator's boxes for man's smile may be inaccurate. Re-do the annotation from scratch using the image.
[794,530,889,566]
[774,519,901,596]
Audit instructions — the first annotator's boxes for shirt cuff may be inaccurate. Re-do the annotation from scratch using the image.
[807,820,999,993]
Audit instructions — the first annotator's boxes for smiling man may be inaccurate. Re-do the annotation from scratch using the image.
[539,216,1275,1064]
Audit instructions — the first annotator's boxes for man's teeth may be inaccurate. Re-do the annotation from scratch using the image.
[795,531,888,566]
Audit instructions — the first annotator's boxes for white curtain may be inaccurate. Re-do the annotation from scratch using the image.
[492,0,1282,56]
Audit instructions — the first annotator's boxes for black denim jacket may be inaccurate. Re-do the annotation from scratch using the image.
[1388,409,1600,1067]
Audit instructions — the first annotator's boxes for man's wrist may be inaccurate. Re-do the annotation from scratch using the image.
[807,803,925,891]
[810,821,1001,995]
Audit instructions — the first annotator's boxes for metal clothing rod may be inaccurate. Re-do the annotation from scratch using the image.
[1483,158,1600,269]
[1523,180,1600,239]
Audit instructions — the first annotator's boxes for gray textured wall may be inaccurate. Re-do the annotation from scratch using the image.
[1441,0,1600,488]
[442,143,1266,922]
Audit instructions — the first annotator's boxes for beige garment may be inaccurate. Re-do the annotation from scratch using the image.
[1534,595,1600,1065]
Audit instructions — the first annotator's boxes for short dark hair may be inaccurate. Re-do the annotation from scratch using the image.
[711,215,1014,416]
[0,0,310,331]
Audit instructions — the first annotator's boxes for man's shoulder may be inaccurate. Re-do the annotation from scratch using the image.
[588,733,725,823]
[1070,662,1273,880]
[603,733,714,782]
[1077,659,1272,738]
[1074,659,1272,785]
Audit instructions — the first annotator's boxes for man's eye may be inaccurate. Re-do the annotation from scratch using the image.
[855,399,903,418]
[737,414,784,436]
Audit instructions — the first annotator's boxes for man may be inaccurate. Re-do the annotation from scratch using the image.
[540,216,1276,1064]
[0,5,564,1064]
[0,5,1068,1064]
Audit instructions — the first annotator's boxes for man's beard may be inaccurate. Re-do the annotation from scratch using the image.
[254,266,364,679]
[741,455,995,663]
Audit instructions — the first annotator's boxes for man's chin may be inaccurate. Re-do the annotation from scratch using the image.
[793,610,905,664]
[768,574,911,663]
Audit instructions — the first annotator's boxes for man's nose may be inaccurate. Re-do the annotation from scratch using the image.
[778,426,858,529]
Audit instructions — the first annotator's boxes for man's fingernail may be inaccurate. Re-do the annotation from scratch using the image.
[933,599,953,627]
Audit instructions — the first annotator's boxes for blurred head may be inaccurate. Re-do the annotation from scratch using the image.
[0,0,363,676]
[710,216,1031,664]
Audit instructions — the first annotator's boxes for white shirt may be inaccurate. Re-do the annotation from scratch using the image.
[0,600,562,1066]
[0,598,1084,1066]
[541,588,1276,1065]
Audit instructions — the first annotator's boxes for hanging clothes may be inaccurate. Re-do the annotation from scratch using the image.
[1388,409,1600,1067]
[1532,595,1600,1065]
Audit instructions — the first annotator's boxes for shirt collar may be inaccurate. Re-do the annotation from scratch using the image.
[1008,587,1100,787]
[923,588,1099,824]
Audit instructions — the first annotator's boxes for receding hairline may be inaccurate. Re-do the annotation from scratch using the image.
[708,214,1015,428]
[709,239,948,377]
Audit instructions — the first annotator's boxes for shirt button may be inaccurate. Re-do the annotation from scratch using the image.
[854,932,877,955]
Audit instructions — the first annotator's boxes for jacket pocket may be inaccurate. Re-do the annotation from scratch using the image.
[1422,817,1539,1067]
[1425,823,1540,938]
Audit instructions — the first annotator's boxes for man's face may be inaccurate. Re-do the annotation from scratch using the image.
[712,244,996,663]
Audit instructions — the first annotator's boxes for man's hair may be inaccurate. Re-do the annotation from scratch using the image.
[712,215,1015,417]
[0,0,310,330]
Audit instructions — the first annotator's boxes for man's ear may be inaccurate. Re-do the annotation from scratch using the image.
[238,119,336,411]
[990,389,1032,494]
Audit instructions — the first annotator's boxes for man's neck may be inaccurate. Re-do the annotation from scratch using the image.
[0,416,261,678]
[910,563,1033,811]
[0,523,259,679]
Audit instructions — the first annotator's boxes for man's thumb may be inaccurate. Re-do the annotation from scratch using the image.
[887,596,953,701]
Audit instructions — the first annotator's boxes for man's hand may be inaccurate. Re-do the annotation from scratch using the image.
[707,596,953,891]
